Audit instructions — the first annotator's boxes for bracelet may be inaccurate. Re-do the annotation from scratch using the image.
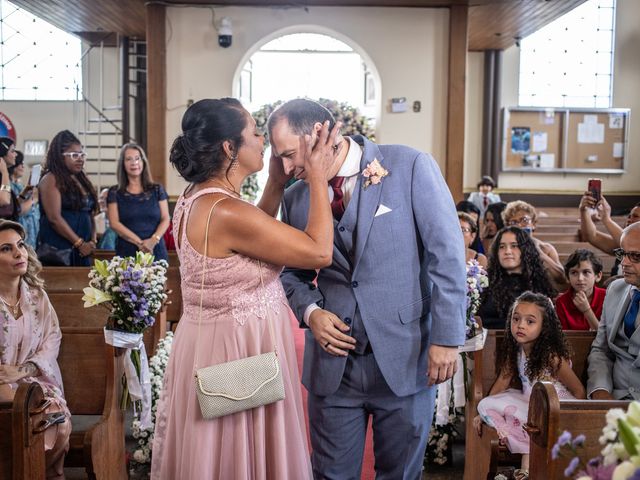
[153,234,161,242]
[0,184,10,193]
[72,238,84,249]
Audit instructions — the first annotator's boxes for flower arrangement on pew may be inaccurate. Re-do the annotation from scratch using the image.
[82,252,168,429]
[131,331,174,465]
[425,259,488,466]
[553,401,640,479]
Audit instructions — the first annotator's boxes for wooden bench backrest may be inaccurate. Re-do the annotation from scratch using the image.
[480,330,596,395]
[59,328,112,415]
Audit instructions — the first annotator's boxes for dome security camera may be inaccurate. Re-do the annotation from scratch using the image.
[218,17,232,48]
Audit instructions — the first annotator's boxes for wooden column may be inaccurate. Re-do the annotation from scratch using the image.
[446,5,468,202]
[146,4,166,187]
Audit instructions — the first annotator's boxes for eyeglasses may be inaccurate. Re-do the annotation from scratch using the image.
[63,152,87,160]
[506,216,533,227]
[613,248,640,263]
[460,227,473,233]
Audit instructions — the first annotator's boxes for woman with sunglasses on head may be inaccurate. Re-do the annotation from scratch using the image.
[107,143,170,261]
[0,219,71,479]
[37,130,98,266]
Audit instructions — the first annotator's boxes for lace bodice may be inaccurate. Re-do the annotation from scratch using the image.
[172,187,286,325]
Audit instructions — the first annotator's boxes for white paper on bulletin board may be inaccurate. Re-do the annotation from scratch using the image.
[578,122,605,144]
[609,114,624,129]
[613,142,624,158]
[532,131,548,152]
[539,153,555,168]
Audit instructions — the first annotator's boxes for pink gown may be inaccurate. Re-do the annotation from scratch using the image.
[151,187,312,480]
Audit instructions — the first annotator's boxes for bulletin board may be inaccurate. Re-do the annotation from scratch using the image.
[501,107,630,174]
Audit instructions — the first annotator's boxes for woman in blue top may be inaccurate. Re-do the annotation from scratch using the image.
[9,151,40,249]
[107,143,170,261]
[38,130,98,266]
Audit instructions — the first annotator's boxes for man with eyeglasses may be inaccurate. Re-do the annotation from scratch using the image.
[502,200,567,290]
[588,222,640,400]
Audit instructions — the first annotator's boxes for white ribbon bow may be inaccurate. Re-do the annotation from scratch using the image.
[103,328,153,430]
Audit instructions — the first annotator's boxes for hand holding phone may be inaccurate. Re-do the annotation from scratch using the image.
[588,178,602,204]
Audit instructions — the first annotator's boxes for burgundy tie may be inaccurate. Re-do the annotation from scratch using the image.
[483,196,489,208]
[329,176,345,221]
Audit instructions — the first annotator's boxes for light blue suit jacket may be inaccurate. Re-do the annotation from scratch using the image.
[280,135,467,397]
[587,278,640,400]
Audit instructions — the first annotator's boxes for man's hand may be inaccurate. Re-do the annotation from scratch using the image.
[427,345,458,386]
[473,415,483,436]
[591,390,614,400]
[308,308,356,357]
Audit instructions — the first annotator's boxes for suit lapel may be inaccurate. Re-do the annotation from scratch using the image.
[352,138,385,275]
[609,284,632,347]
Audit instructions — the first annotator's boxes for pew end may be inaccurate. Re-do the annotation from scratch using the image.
[0,382,48,480]
[526,381,630,480]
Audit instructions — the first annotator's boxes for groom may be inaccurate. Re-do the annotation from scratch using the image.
[270,99,466,479]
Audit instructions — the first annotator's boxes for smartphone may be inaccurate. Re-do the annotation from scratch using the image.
[29,164,41,187]
[588,178,602,203]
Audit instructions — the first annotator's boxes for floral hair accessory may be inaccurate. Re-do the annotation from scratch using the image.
[362,159,389,189]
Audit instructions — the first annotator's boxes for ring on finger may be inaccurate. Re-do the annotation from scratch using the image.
[324,342,330,349]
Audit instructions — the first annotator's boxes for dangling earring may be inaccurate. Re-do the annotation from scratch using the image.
[229,154,238,173]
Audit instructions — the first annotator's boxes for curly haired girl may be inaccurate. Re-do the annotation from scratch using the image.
[473,291,586,479]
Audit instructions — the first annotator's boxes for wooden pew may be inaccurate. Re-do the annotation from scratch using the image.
[93,249,179,267]
[40,267,170,356]
[463,330,596,480]
[0,383,48,480]
[59,326,127,479]
[525,382,629,480]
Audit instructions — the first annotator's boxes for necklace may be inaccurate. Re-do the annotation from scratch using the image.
[0,292,20,317]
[208,182,241,198]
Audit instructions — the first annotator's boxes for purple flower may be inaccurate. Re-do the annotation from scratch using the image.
[551,442,561,460]
[572,434,586,447]
[564,457,579,477]
[630,468,640,480]
[557,430,572,446]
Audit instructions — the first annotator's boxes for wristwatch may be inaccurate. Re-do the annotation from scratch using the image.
[0,184,10,193]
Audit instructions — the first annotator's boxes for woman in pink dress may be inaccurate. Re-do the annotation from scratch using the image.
[151,98,341,479]
[0,219,71,479]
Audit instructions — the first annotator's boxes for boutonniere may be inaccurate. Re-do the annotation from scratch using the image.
[362,159,389,189]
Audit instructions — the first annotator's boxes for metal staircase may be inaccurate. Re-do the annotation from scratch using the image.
[79,38,146,191]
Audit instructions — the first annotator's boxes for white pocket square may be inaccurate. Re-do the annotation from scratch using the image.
[374,204,392,217]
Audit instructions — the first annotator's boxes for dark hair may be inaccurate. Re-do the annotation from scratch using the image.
[563,248,604,278]
[477,175,496,188]
[170,98,247,184]
[485,201,507,230]
[7,150,24,177]
[456,200,481,218]
[116,143,154,191]
[497,291,572,384]
[0,219,44,289]
[267,98,336,137]
[0,136,14,157]
[482,226,556,321]
[44,130,98,213]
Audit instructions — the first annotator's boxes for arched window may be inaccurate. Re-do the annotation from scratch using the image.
[519,0,616,108]
[236,32,377,120]
[0,0,82,100]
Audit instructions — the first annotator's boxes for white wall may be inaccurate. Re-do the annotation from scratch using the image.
[491,0,640,195]
[464,51,484,189]
[165,5,450,195]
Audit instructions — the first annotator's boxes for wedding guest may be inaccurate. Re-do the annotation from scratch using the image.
[478,226,556,329]
[468,175,501,218]
[459,211,487,268]
[556,249,605,331]
[457,200,484,254]
[503,200,567,290]
[151,98,340,479]
[587,222,640,400]
[95,188,117,250]
[0,136,19,221]
[38,130,98,266]
[107,144,169,260]
[580,192,639,276]
[9,151,40,248]
[0,219,71,479]
[481,201,506,253]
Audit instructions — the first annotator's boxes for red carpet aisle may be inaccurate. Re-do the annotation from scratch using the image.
[290,314,375,480]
